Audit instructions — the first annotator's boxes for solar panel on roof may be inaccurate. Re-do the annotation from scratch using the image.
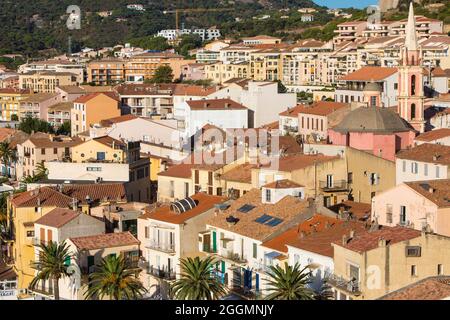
[419,183,430,191]
[266,218,283,227]
[255,214,273,224]
[171,196,197,214]
[238,204,255,213]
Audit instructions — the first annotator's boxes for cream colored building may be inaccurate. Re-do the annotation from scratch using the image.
[19,71,79,93]
[331,226,450,300]
[205,62,250,84]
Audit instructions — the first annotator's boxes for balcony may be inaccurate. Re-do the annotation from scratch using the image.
[283,125,299,133]
[319,180,348,192]
[219,250,247,265]
[147,265,176,280]
[325,274,361,296]
[24,152,30,157]
[145,240,176,254]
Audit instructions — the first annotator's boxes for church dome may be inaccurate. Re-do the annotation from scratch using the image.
[363,82,382,92]
[333,106,412,134]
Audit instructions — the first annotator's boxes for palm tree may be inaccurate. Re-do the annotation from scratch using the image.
[84,255,147,300]
[35,162,48,179]
[30,241,71,300]
[0,141,16,178]
[171,256,227,300]
[265,262,315,300]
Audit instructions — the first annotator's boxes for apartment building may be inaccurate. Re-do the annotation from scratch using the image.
[47,102,72,127]
[19,71,79,93]
[241,35,282,46]
[138,193,224,298]
[372,179,450,237]
[46,138,152,203]
[71,92,121,136]
[29,208,105,299]
[157,28,221,42]
[18,93,60,121]
[205,61,250,84]
[335,66,398,107]
[333,21,368,44]
[395,144,450,184]
[180,63,207,82]
[199,187,313,298]
[18,60,84,83]
[86,59,126,85]
[330,226,450,300]
[16,133,82,180]
[0,88,30,121]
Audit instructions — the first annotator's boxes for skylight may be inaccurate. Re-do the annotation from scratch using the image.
[255,214,273,224]
[238,204,255,213]
[265,218,283,227]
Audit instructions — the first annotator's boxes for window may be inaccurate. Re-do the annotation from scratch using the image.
[370,173,379,185]
[326,174,333,188]
[208,186,213,195]
[208,171,213,185]
[411,103,416,120]
[406,246,421,257]
[386,204,393,223]
[53,148,57,154]
[436,166,440,178]
[194,170,199,184]
[195,185,201,193]
[216,187,222,196]
[169,181,174,198]
[41,148,45,155]
[26,230,35,237]
[370,95,377,107]
[87,167,101,172]
[129,171,135,182]
[400,206,407,225]
[144,226,149,239]
[411,162,418,174]
[424,164,428,176]
[411,75,416,95]
[252,243,257,259]
[184,182,189,198]
[265,189,271,202]
[411,265,417,276]
[402,160,406,172]
[394,83,398,90]
[96,152,106,161]
[348,264,360,282]
[438,264,443,275]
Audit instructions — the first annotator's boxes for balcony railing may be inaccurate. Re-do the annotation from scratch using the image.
[319,180,348,192]
[325,274,361,296]
[220,250,247,265]
[253,262,273,274]
[145,240,175,254]
[147,265,176,280]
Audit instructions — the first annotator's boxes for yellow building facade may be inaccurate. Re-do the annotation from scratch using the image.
[0,89,30,121]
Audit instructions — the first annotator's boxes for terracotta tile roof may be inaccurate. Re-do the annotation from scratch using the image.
[34,208,80,228]
[263,154,339,172]
[206,188,311,241]
[220,163,255,183]
[140,193,225,224]
[99,114,137,127]
[92,136,126,148]
[0,128,16,143]
[61,183,127,204]
[11,187,73,208]
[280,101,349,117]
[396,143,450,165]
[259,121,279,130]
[187,99,247,110]
[379,276,450,300]
[21,93,58,103]
[405,179,450,208]
[69,231,139,250]
[114,83,176,95]
[242,35,281,40]
[263,179,304,189]
[263,215,366,257]
[329,201,372,221]
[57,85,87,94]
[74,92,119,103]
[340,67,398,81]
[132,52,183,59]
[173,84,217,96]
[48,102,73,112]
[431,67,447,77]
[334,226,421,253]
[27,133,83,148]
[415,129,450,142]
[0,88,30,95]
[158,162,193,179]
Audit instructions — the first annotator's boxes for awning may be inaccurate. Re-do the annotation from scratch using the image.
[22,222,34,228]
[264,251,282,259]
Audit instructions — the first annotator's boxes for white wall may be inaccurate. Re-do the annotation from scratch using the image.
[185,108,248,137]
[395,158,448,184]
[46,161,130,182]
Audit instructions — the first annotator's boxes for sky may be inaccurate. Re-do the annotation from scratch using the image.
[313,0,379,9]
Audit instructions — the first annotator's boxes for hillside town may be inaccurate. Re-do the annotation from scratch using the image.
[1,1,450,302]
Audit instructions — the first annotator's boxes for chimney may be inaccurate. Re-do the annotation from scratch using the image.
[224,102,230,108]
[342,235,348,246]
[433,154,440,161]
[349,230,355,239]
[378,237,386,247]
[429,187,435,194]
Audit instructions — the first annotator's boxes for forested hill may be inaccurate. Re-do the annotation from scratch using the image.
[0,0,318,56]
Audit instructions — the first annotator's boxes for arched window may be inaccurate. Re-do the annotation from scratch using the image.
[411,75,416,95]
[411,103,416,120]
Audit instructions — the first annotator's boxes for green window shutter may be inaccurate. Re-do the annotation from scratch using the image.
[221,261,225,273]
[64,256,71,266]
[253,243,257,259]
[212,231,217,253]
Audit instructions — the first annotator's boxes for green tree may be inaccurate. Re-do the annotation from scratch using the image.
[10,114,19,121]
[171,256,227,300]
[56,121,71,136]
[84,255,147,300]
[146,65,174,84]
[0,141,17,177]
[265,262,315,300]
[129,36,170,51]
[35,162,48,180]
[277,80,287,93]
[30,241,71,300]
[18,116,54,134]
[177,34,203,58]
